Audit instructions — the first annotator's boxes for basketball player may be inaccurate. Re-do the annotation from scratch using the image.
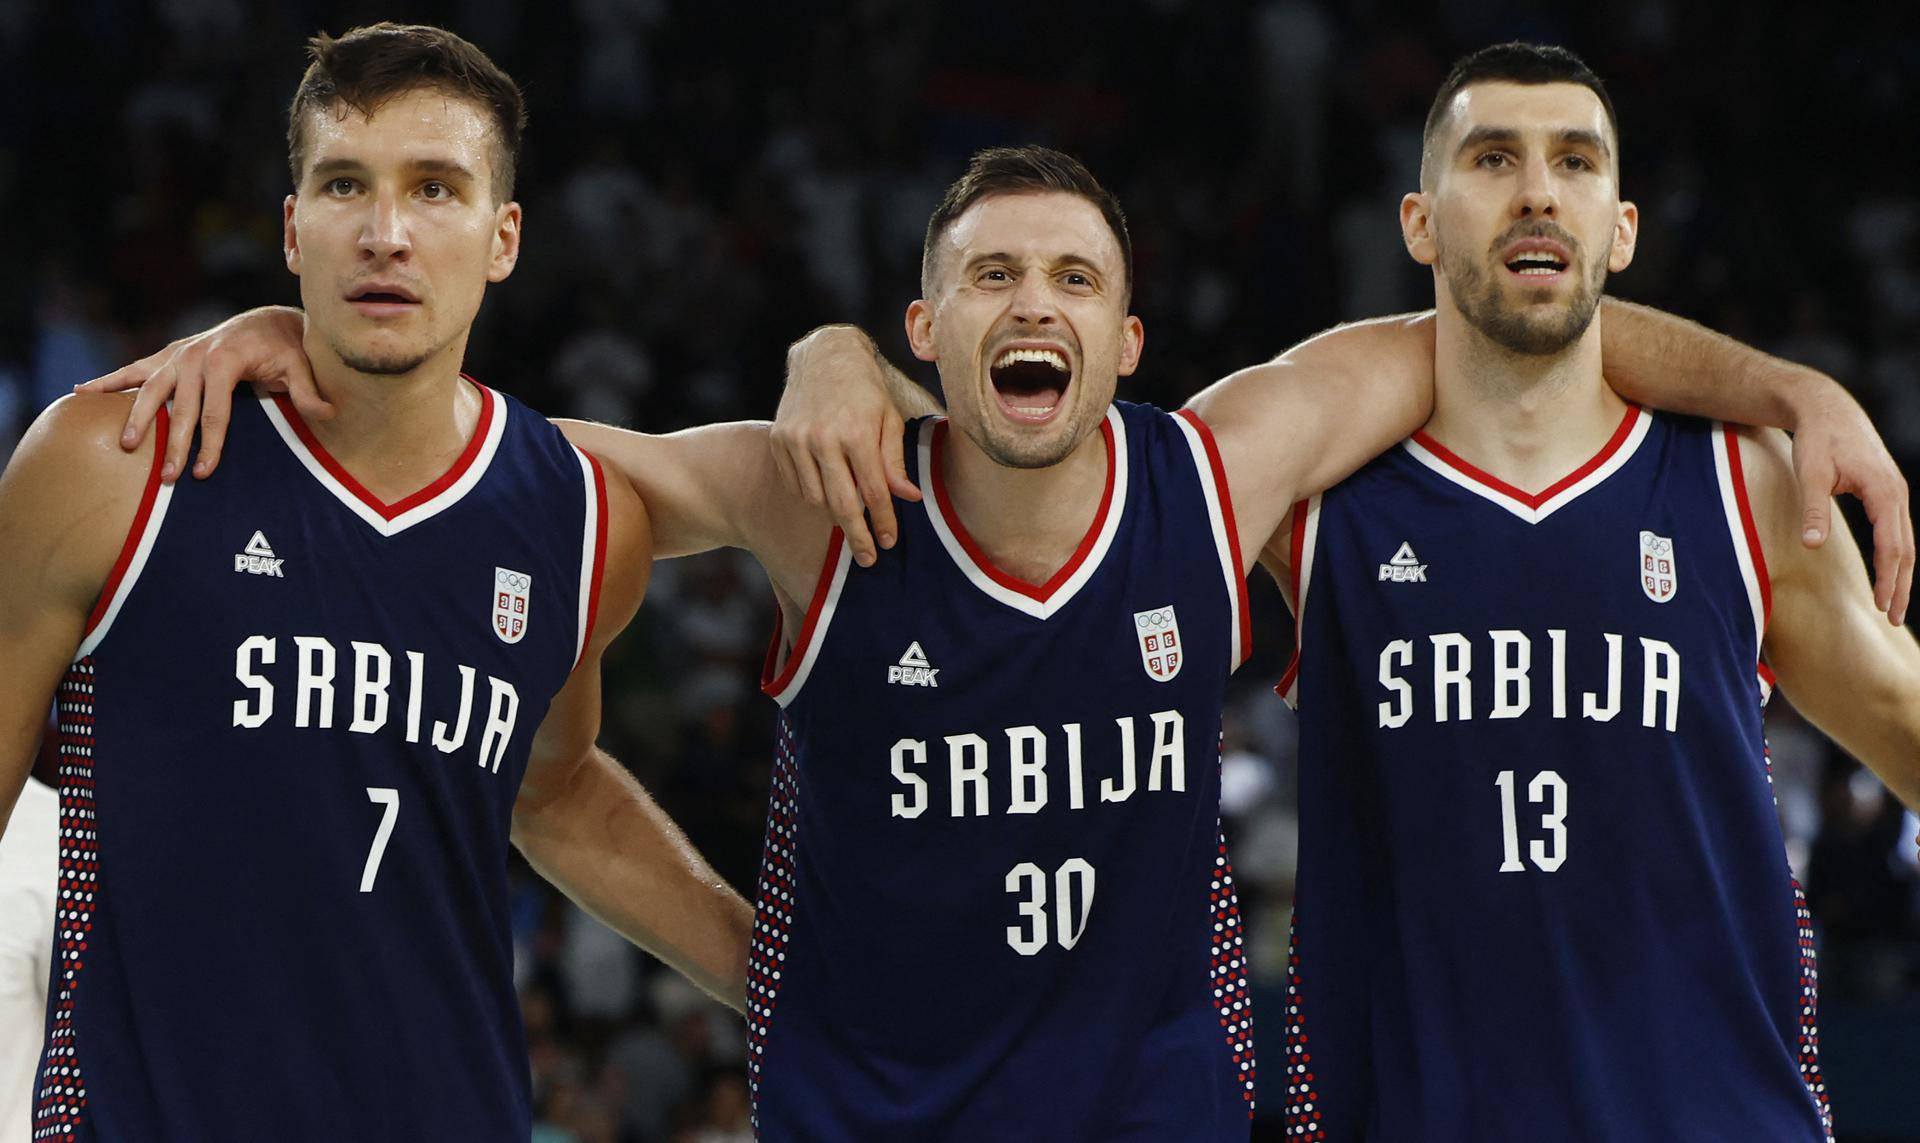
[771,64,1920,1140]
[1258,45,1920,1139]
[86,142,1914,1139]
[0,25,750,1141]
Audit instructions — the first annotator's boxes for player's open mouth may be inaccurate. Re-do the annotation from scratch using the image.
[346,282,422,316]
[989,344,1072,424]
[1501,239,1570,281]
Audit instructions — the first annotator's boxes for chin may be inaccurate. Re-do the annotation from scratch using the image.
[336,341,436,377]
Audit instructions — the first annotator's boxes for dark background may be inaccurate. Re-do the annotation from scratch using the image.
[5,1,1918,1139]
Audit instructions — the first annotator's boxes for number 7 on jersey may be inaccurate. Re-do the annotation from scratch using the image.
[362,786,400,892]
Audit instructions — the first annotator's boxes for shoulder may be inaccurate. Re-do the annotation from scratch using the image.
[1720,422,1798,564]
[1,393,163,606]
[588,448,652,631]
[12,391,158,488]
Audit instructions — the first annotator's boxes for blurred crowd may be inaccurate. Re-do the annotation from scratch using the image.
[6,0,1918,1137]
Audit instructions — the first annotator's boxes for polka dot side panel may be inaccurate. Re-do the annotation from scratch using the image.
[1209,830,1256,1118]
[33,661,99,1141]
[744,718,803,1132]
[1280,908,1322,1139]
[1790,878,1832,1140]
[1765,730,1831,1139]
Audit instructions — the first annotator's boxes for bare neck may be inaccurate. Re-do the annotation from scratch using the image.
[302,331,483,503]
[1425,307,1627,492]
[942,419,1111,586]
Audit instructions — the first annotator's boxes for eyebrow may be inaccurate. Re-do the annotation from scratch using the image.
[1455,124,1612,159]
[964,252,1106,276]
[307,157,480,183]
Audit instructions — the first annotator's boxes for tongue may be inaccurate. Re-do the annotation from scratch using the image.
[998,378,1063,417]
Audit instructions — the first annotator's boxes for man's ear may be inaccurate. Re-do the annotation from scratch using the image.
[1116,315,1145,378]
[284,195,302,275]
[905,300,937,363]
[488,201,523,283]
[1400,192,1438,267]
[1609,200,1639,273]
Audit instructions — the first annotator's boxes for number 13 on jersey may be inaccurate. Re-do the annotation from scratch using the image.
[1496,770,1567,873]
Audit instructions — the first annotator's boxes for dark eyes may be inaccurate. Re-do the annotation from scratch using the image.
[1476,152,1595,172]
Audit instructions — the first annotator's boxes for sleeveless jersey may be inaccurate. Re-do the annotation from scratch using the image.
[34,384,609,1142]
[747,401,1257,1141]
[1278,408,1830,1141]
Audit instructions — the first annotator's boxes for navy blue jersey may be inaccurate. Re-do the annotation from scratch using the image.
[34,385,609,1142]
[1279,408,1829,1141]
[746,402,1257,1140]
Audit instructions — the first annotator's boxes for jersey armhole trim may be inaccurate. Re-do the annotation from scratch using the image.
[76,406,176,660]
[572,448,610,671]
[1173,409,1253,670]
[761,529,851,707]
[1711,424,1771,673]
[1275,493,1320,708]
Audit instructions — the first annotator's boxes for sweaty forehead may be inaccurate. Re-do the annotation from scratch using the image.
[1439,81,1614,154]
[301,88,498,173]
[939,192,1123,276]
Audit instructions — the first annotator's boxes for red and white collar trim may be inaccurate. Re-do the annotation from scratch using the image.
[262,380,507,537]
[920,406,1127,620]
[1403,405,1649,524]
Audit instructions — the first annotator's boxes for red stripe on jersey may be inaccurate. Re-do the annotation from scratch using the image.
[1722,426,1773,629]
[929,418,1117,603]
[574,453,611,670]
[1176,409,1253,666]
[761,529,847,697]
[273,378,494,521]
[83,406,170,638]
[1275,498,1310,697]
[1412,405,1641,510]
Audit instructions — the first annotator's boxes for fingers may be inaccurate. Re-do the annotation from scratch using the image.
[193,352,239,479]
[820,454,878,567]
[851,430,899,553]
[122,356,177,453]
[280,354,335,422]
[881,410,922,504]
[1797,452,1833,549]
[1889,485,1914,627]
[76,360,148,396]
[162,370,205,483]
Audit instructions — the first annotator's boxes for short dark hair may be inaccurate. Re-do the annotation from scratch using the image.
[921,146,1134,305]
[287,23,527,203]
[1421,42,1619,185]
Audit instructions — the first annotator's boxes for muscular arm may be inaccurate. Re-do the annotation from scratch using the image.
[1739,427,1920,807]
[552,419,835,613]
[510,469,755,1011]
[0,395,154,831]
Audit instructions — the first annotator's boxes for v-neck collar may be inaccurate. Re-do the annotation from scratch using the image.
[1402,404,1649,524]
[261,379,506,538]
[920,406,1128,620]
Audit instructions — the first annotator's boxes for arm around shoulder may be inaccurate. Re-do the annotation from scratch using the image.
[1738,425,1920,806]
[1185,312,1435,570]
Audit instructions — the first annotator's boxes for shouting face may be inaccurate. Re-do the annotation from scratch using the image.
[909,191,1143,469]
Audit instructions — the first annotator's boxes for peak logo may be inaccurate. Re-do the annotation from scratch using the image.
[1378,541,1427,583]
[888,641,939,687]
[235,531,285,577]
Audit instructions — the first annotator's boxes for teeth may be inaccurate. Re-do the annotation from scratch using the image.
[1516,267,1559,275]
[994,347,1068,372]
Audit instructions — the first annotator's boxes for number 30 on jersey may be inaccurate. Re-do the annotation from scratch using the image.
[1006,859,1096,954]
